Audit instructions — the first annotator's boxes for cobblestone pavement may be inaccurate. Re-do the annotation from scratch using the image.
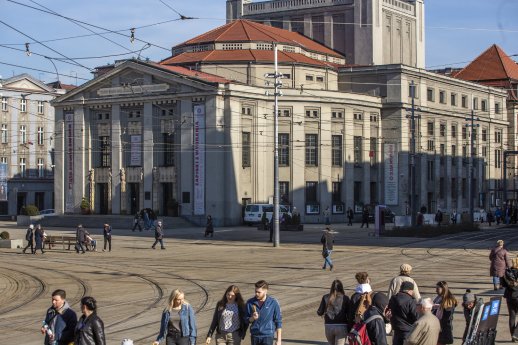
[0,221,516,344]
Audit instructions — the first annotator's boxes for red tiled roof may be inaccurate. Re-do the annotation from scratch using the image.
[161,49,341,69]
[177,19,343,58]
[455,44,518,82]
[151,63,231,84]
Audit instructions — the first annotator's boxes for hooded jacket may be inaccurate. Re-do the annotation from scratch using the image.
[349,284,372,327]
[364,292,389,345]
[44,301,77,345]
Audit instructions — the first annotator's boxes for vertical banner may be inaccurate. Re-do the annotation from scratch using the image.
[384,143,398,205]
[65,113,74,213]
[193,104,205,215]
[130,135,142,166]
[0,163,7,201]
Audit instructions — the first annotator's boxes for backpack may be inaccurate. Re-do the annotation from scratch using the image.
[354,292,373,323]
[504,268,518,287]
[348,314,383,345]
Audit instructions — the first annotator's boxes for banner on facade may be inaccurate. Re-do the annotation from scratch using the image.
[0,163,7,201]
[65,113,74,213]
[384,143,398,205]
[193,104,205,215]
[130,135,142,166]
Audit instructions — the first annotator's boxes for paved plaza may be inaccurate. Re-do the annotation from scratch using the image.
[1,221,517,344]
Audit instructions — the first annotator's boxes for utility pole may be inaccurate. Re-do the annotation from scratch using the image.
[406,81,419,226]
[465,110,479,224]
[265,43,283,247]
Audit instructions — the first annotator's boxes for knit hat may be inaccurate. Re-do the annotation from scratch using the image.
[400,281,414,291]
[372,292,389,311]
[400,263,412,273]
[463,289,475,304]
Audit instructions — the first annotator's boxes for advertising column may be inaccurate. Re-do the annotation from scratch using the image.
[384,143,398,205]
[193,104,205,215]
[0,163,7,201]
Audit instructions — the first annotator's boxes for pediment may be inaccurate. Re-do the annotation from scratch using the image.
[3,77,51,93]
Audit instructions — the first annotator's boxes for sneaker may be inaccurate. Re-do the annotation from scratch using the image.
[161,247,166,250]
[152,246,156,249]
[330,264,334,271]
[322,266,326,270]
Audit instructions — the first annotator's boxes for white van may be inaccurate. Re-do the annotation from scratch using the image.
[243,204,291,225]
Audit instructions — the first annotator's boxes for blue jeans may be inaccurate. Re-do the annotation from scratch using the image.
[251,336,274,345]
[323,250,333,268]
[493,276,501,285]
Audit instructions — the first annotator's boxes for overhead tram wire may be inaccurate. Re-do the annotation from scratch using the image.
[0,19,92,71]
[0,61,90,81]
[158,0,198,20]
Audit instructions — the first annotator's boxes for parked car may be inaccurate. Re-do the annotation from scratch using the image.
[368,207,395,223]
[243,204,291,225]
[39,209,56,216]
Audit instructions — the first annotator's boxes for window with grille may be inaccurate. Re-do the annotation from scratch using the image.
[427,139,434,152]
[37,158,44,177]
[305,134,318,166]
[37,127,44,145]
[99,136,111,167]
[1,124,7,144]
[440,124,446,137]
[19,158,26,177]
[20,99,27,112]
[279,133,290,166]
[1,97,7,111]
[305,181,318,203]
[427,122,434,135]
[332,135,342,167]
[37,101,44,114]
[242,132,251,167]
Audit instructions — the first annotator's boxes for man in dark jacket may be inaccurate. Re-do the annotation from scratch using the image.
[388,281,418,345]
[75,224,86,254]
[361,207,370,228]
[502,266,518,342]
[152,221,165,250]
[42,289,77,345]
[364,292,389,345]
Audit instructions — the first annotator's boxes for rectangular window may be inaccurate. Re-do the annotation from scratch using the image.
[163,133,175,166]
[331,135,342,167]
[370,138,377,164]
[426,88,434,102]
[242,132,251,167]
[473,97,478,110]
[481,99,487,111]
[99,136,111,167]
[451,93,457,106]
[482,146,487,157]
[20,125,27,144]
[332,182,342,203]
[439,91,446,104]
[305,181,318,203]
[451,178,457,199]
[305,75,314,81]
[279,133,290,166]
[439,177,445,199]
[427,160,434,181]
[482,129,487,141]
[462,178,467,198]
[451,125,457,138]
[462,95,468,108]
[495,102,501,114]
[37,101,44,114]
[462,127,467,140]
[305,134,318,166]
[427,122,434,135]
[452,145,457,166]
[354,136,362,165]
[354,113,363,121]
[316,76,324,82]
[427,139,434,152]
[37,127,44,145]
[1,97,7,111]
[409,84,418,98]
[37,158,44,177]
[354,181,362,204]
[440,124,446,137]
[495,131,502,144]
[20,99,27,112]
[19,158,26,177]
[331,109,344,119]
[440,144,445,165]
[1,124,7,144]
[495,149,501,168]
[280,181,290,204]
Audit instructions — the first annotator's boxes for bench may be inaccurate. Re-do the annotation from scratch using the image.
[45,235,77,250]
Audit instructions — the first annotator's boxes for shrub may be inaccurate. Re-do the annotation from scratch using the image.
[384,223,480,238]
[80,198,90,210]
[0,231,9,239]
[22,204,39,216]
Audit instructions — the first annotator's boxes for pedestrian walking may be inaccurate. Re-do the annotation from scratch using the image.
[321,227,335,271]
[461,289,476,342]
[152,220,165,250]
[501,261,518,342]
[153,289,197,345]
[360,207,369,228]
[42,289,77,345]
[388,264,421,301]
[143,209,151,230]
[347,207,354,226]
[205,285,247,345]
[75,225,87,254]
[450,209,457,224]
[364,292,390,345]
[317,280,350,345]
[495,207,502,225]
[324,206,331,225]
[388,281,419,345]
[246,280,282,345]
[75,296,106,345]
[102,224,112,252]
[434,209,443,226]
[487,209,494,226]
[432,281,457,345]
[350,272,373,327]
[34,224,45,254]
[132,212,142,232]
[23,224,35,254]
[489,239,511,290]
[403,297,440,345]
[205,215,214,238]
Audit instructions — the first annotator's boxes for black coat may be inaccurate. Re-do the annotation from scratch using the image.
[206,302,247,339]
[436,307,455,344]
[364,307,388,345]
[388,292,418,333]
[317,293,350,325]
[502,269,518,300]
[75,313,106,345]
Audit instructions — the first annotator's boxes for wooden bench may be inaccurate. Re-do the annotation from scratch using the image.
[45,235,77,250]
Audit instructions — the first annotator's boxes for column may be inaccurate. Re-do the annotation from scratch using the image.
[72,107,86,213]
[54,108,65,214]
[142,102,154,209]
[111,104,122,214]
[179,99,193,216]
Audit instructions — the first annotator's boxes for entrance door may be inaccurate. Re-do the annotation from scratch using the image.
[162,183,176,216]
[129,183,139,215]
[35,192,45,211]
[98,183,109,215]
[17,192,27,215]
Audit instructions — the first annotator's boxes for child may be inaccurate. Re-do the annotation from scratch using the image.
[462,289,476,342]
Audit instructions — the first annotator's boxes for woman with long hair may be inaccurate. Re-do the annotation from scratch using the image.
[205,285,247,345]
[154,289,197,345]
[75,296,106,345]
[317,279,350,345]
[433,281,458,345]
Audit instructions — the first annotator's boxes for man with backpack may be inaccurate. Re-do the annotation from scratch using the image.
[363,292,390,345]
[502,260,518,342]
[388,282,418,345]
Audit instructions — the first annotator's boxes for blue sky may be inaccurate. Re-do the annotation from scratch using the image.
[0,0,517,85]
